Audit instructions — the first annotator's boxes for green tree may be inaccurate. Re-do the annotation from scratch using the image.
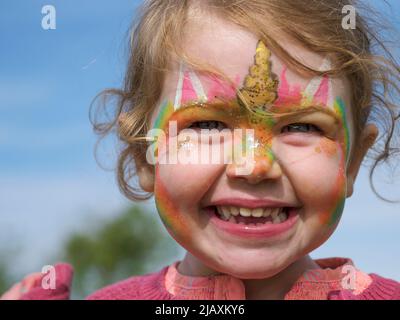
[0,242,20,297]
[62,205,180,299]
[0,262,11,295]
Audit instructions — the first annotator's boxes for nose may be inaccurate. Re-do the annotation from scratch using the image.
[226,147,282,184]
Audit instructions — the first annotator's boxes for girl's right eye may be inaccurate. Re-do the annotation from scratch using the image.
[188,121,227,131]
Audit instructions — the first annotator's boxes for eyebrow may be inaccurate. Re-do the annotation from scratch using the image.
[179,100,341,121]
[177,100,235,111]
[271,105,342,123]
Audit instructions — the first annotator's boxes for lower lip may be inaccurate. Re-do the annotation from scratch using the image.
[206,207,300,239]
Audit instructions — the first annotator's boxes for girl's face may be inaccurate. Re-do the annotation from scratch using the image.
[145,16,357,279]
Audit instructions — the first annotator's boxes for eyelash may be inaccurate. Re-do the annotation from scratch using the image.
[281,123,322,134]
[187,121,322,135]
[188,121,227,131]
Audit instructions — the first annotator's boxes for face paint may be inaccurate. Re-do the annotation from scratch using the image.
[275,67,302,106]
[312,76,330,106]
[150,37,355,268]
[153,100,175,131]
[333,97,351,163]
[241,45,350,230]
[317,96,351,228]
[174,63,242,111]
[154,164,194,244]
[238,41,279,111]
[275,57,334,109]
[319,172,346,228]
[303,93,350,228]
[151,103,196,244]
[318,138,338,157]
[152,40,352,177]
[174,63,208,110]
[316,121,347,228]
[269,55,350,230]
[207,74,241,102]
[147,101,175,165]
[302,58,334,106]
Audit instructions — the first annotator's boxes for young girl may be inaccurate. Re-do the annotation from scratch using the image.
[3,0,400,300]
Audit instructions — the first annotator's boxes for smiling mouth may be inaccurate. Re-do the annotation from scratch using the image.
[211,205,291,225]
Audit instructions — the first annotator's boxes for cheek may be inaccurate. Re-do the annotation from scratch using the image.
[153,163,198,246]
[275,138,347,227]
[153,138,227,244]
[155,162,221,203]
[155,136,228,202]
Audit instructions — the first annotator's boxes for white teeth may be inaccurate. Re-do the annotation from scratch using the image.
[251,208,264,217]
[272,208,283,224]
[221,206,231,220]
[216,206,228,220]
[272,215,281,224]
[279,211,288,222]
[239,207,252,217]
[263,208,272,217]
[215,205,289,223]
[271,208,280,219]
[230,206,239,216]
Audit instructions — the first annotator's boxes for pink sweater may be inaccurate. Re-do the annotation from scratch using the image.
[86,258,400,300]
[17,258,400,300]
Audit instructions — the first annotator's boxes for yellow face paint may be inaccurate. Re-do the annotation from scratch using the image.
[239,40,279,111]
[151,39,352,242]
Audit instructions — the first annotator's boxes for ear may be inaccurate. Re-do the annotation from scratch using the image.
[137,164,155,192]
[346,123,379,198]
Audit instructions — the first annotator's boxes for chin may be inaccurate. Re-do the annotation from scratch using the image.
[218,261,285,279]
[206,250,291,279]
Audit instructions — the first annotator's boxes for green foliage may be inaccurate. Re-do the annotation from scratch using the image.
[0,243,20,297]
[62,205,180,299]
[0,263,11,296]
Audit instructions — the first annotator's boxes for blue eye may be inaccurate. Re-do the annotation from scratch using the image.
[188,121,227,131]
[281,123,322,133]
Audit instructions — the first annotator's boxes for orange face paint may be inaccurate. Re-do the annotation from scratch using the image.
[151,40,353,243]
[319,138,338,158]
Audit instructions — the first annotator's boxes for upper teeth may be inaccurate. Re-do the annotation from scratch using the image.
[216,206,285,220]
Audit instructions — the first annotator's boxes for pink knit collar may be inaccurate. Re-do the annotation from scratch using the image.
[164,257,373,300]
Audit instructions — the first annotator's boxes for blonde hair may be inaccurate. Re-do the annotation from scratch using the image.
[90,0,400,202]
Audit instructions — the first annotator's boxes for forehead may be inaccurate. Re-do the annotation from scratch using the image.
[155,13,353,129]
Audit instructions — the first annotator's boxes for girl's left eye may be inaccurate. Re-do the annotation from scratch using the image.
[281,123,322,134]
[188,121,227,131]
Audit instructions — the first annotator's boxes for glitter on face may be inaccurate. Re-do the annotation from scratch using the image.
[151,39,353,241]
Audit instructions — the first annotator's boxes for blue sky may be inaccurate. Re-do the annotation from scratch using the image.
[1,0,400,284]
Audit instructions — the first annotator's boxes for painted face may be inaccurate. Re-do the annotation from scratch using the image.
[147,16,354,278]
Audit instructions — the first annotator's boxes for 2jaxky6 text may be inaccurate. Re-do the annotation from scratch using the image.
[155,304,246,318]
